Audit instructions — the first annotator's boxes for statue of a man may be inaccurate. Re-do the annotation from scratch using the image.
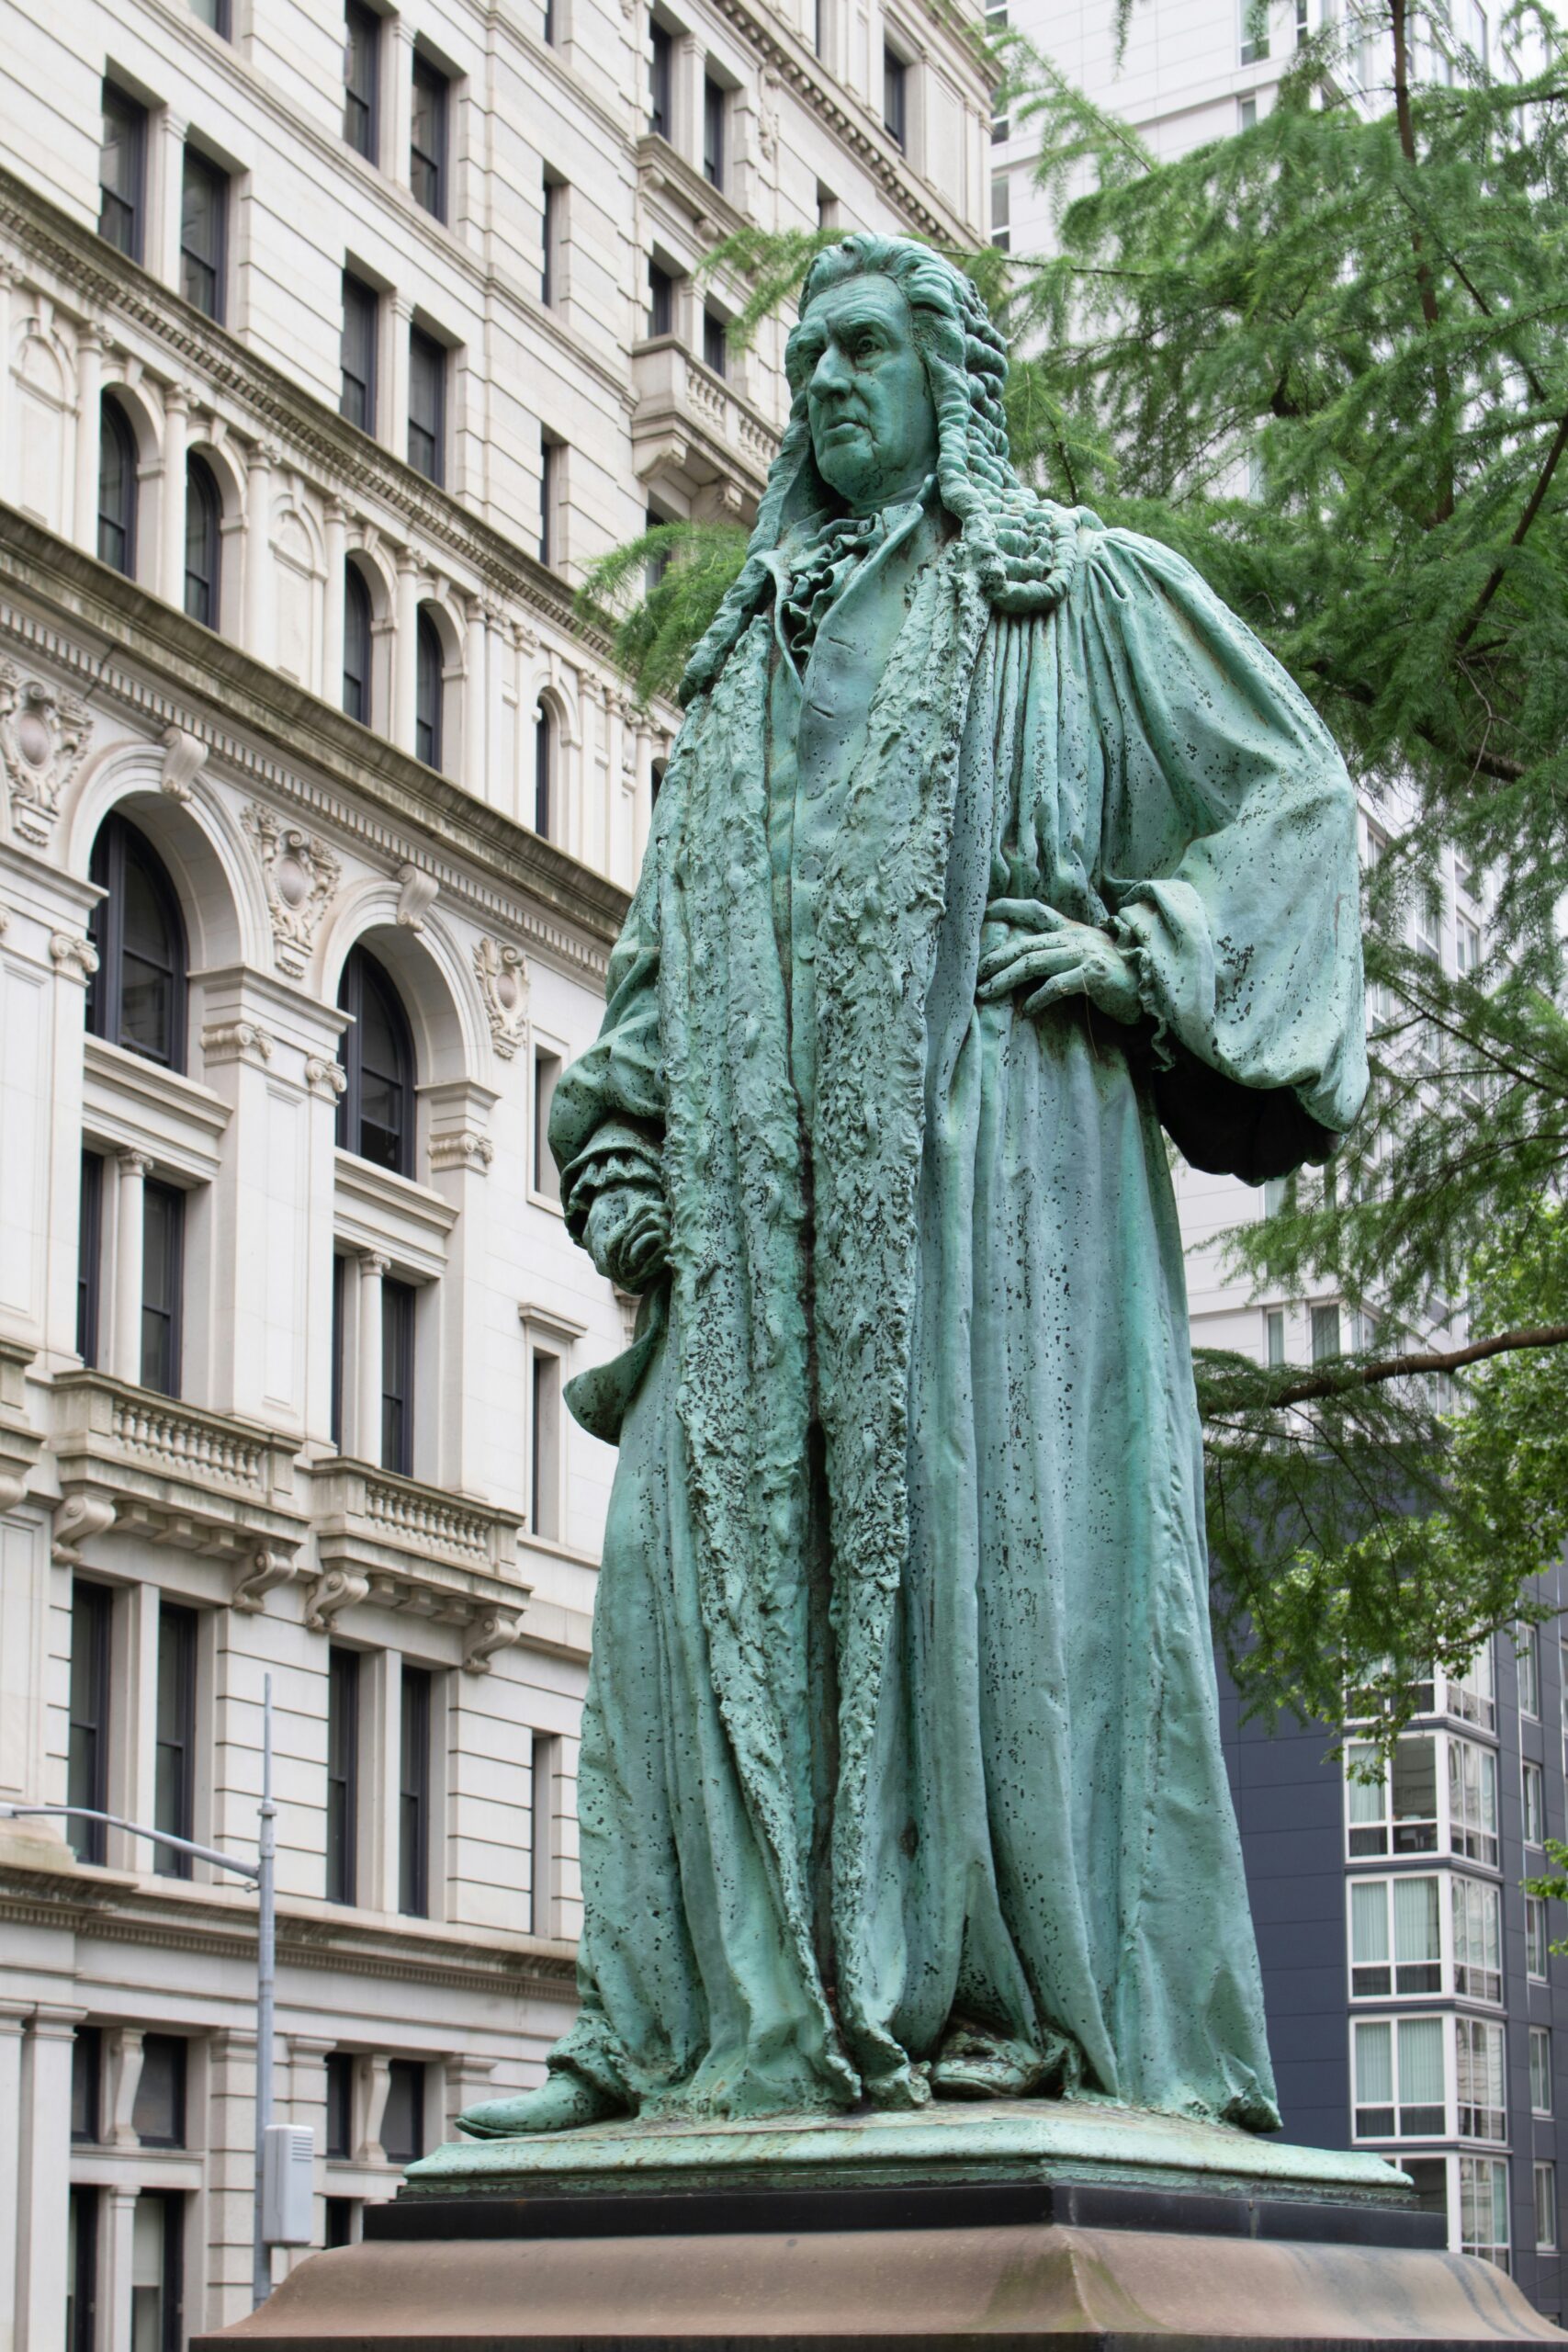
[462,236,1366,2139]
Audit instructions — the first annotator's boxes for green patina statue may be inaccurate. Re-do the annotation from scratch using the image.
[460,235,1367,2141]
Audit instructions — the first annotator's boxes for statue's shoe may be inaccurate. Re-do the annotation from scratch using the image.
[457,2073,624,2138]
[928,2022,1064,2103]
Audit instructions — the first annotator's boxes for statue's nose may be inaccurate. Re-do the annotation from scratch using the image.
[812,343,852,397]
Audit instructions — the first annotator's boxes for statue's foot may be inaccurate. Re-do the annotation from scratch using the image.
[929,2024,1054,2103]
[457,2072,625,2138]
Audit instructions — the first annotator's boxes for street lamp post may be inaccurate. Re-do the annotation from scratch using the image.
[1,1672,280,2309]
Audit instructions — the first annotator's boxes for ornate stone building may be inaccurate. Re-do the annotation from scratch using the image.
[0,0,988,2346]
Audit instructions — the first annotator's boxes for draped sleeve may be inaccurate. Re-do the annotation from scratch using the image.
[1064,525,1367,1182]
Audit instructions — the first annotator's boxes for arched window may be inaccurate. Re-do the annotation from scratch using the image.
[97,395,138,577]
[86,814,188,1071]
[534,700,552,840]
[344,561,373,724]
[336,944,415,1177]
[184,453,220,629]
[414,607,443,771]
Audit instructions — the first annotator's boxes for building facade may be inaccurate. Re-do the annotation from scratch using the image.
[0,0,988,2346]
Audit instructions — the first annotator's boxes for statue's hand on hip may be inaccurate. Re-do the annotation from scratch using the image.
[976,900,1142,1026]
[582,1183,671,1293]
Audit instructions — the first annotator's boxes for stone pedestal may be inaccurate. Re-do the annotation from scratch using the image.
[195,2099,1568,2349]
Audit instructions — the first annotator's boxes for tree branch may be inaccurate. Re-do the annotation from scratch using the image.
[1206,1324,1568,1414]
[1453,404,1568,655]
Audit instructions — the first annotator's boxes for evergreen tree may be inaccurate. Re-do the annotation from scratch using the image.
[579,0,1568,1739]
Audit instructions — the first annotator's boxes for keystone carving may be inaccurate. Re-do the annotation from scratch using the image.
[242,805,341,979]
[396,864,439,933]
[159,726,208,804]
[475,937,529,1059]
[0,663,93,845]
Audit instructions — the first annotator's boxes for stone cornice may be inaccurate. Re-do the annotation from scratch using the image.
[0,510,630,971]
[0,169,610,638]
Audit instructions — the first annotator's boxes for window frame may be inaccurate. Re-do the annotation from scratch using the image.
[324,2051,355,2157]
[647,261,674,339]
[68,1580,112,1865]
[703,74,727,188]
[99,83,147,263]
[77,1150,104,1368]
[1460,2154,1510,2270]
[398,1664,433,1917]
[178,145,228,323]
[1530,2024,1552,2118]
[133,2036,188,2150]
[152,1599,198,1876]
[883,45,908,148]
[325,1645,360,1905]
[702,306,728,379]
[344,0,380,162]
[414,607,445,773]
[649,22,672,137]
[341,271,379,435]
[86,814,189,1073]
[379,2059,426,2164]
[68,2188,99,2352]
[538,435,558,568]
[336,944,416,1180]
[184,452,222,631]
[530,1346,563,1541]
[533,699,554,839]
[381,1275,416,1477]
[1535,2158,1558,2254]
[407,326,446,487]
[1524,1757,1546,1848]
[97,393,139,578]
[541,175,562,309]
[130,2188,185,2352]
[1527,1892,1550,1981]
[343,561,374,725]
[410,51,449,222]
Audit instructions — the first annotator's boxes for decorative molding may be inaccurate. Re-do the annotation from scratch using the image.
[159,723,208,803]
[231,1546,299,1613]
[395,862,439,933]
[0,658,93,844]
[201,1019,274,1068]
[305,1055,347,1099]
[429,1130,495,1174]
[242,804,341,979]
[463,1605,524,1675]
[303,1566,370,1633]
[51,1493,117,1566]
[50,931,99,983]
[475,937,529,1058]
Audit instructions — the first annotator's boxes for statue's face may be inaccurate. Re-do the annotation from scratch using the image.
[793,275,940,515]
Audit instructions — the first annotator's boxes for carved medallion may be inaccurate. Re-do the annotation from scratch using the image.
[242,804,341,978]
[0,662,93,845]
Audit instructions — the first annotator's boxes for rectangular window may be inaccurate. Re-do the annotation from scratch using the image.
[68,2187,98,2352]
[411,52,448,220]
[130,2190,184,2352]
[325,2052,355,2157]
[73,2025,103,2143]
[77,1151,103,1367]
[341,272,378,434]
[1311,1302,1342,1363]
[380,1277,415,1477]
[1238,93,1258,128]
[1460,2154,1510,2270]
[533,1047,563,1203]
[1240,0,1270,63]
[1535,2160,1558,2253]
[1295,0,1309,39]
[531,1730,558,1937]
[1530,2026,1551,2117]
[1524,1758,1546,1847]
[649,23,672,136]
[539,435,558,567]
[1452,1874,1502,2003]
[883,47,908,147]
[326,1647,359,1905]
[1456,916,1482,976]
[133,2036,187,2147]
[990,170,1010,251]
[190,0,231,34]
[703,307,728,378]
[407,326,446,486]
[380,2060,425,2163]
[398,1664,432,1917]
[1446,1644,1495,1729]
[141,1180,184,1399]
[1264,1307,1285,1366]
[1527,1893,1550,1980]
[68,1581,112,1864]
[1456,2015,1506,2143]
[330,1254,346,1453]
[648,262,674,338]
[1346,1736,1438,1859]
[1449,1736,1499,1867]
[1517,1622,1540,1717]
[324,2198,360,2246]
[153,1600,197,1877]
[1353,2015,1445,2139]
[987,0,1008,139]
[541,176,561,307]
[703,75,726,187]
[99,84,147,262]
[344,2,380,161]
[1348,1876,1440,1998]
[531,1351,561,1542]
[179,148,228,323]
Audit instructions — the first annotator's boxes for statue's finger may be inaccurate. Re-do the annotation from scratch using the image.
[1022,967,1088,1016]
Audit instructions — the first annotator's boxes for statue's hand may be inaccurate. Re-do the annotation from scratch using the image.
[976,902,1142,1027]
[581,1182,671,1293]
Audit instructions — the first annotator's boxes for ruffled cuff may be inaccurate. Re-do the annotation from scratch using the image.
[558,1119,664,1244]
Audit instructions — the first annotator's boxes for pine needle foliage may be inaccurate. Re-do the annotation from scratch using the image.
[597,0,1568,1738]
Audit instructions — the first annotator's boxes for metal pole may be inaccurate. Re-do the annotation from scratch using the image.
[253,1673,276,2310]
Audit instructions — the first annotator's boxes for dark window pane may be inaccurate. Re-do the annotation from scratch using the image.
[414,610,443,771]
[77,1152,103,1367]
[534,702,551,839]
[340,273,378,433]
[884,48,907,146]
[99,85,146,261]
[179,150,227,322]
[133,2038,187,2148]
[153,1602,197,1876]
[407,329,445,484]
[326,1647,359,1904]
[191,0,231,32]
[324,2052,355,2155]
[380,2060,424,2164]
[330,1255,346,1452]
[344,2,379,159]
[539,437,556,567]
[703,76,725,187]
[73,2028,103,2143]
[410,55,447,219]
[648,263,672,339]
[97,397,138,576]
[141,1182,185,1398]
[649,24,671,136]
[68,2188,98,2352]
[68,1582,111,1864]
[324,2197,357,2246]
[381,1280,415,1477]
[344,564,372,723]
[185,455,220,630]
[399,1666,432,1914]
[336,946,414,1176]
[703,308,727,378]
[541,177,558,307]
[86,816,187,1070]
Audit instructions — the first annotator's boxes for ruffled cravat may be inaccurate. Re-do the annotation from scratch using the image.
[776,509,891,666]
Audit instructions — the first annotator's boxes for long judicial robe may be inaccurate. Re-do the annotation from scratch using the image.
[546,493,1367,2132]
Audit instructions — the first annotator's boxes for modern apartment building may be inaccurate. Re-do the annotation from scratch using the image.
[0,1,989,2346]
